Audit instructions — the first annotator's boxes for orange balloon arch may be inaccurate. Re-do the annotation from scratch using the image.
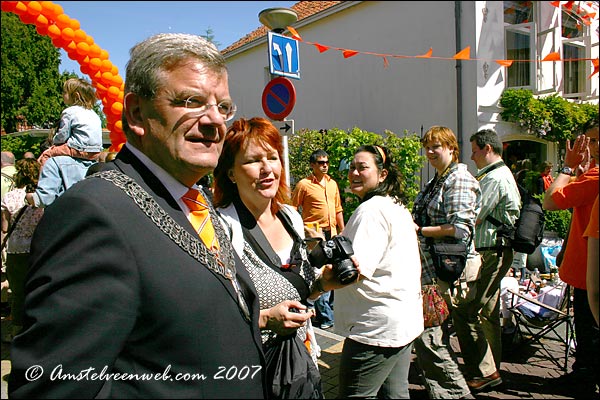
[2,1,126,151]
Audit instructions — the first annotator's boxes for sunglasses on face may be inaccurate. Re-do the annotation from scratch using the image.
[317,161,329,165]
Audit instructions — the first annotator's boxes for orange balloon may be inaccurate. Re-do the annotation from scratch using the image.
[35,13,49,26]
[1,2,18,12]
[99,49,109,60]
[27,1,42,16]
[88,44,101,58]
[111,65,119,76]
[73,29,87,43]
[111,75,124,87]
[69,18,80,30]
[47,24,61,39]
[85,35,94,46]
[76,42,90,56]
[14,2,28,15]
[115,120,123,131]
[55,13,71,29]
[19,11,38,24]
[61,27,74,42]
[66,40,77,52]
[40,1,55,17]
[107,86,121,100]
[67,49,79,61]
[36,24,49,36]
[51,35,68,49]
[80,64,90,75]
[111,102,124,116]
[88,57,102,71]
[100,60,113,73]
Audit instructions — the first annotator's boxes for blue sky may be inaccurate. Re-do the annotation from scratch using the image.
[57,1,296,77]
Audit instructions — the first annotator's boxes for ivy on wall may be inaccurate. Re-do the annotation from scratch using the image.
[499,88,598,143]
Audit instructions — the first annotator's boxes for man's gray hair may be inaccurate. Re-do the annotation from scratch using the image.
[121,33,227,137]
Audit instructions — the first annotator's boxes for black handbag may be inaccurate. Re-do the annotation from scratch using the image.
[429,241,468,284]
[265,334,324,399]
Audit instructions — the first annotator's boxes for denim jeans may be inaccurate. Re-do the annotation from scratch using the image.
[339,337,413,399]
[315,290,334,326]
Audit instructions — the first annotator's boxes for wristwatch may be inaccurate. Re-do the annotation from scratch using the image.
[560,166,574,176]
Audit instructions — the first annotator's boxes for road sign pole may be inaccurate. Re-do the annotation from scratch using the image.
[272,120,294,188]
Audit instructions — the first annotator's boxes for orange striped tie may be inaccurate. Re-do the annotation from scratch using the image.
[181,189,219,250]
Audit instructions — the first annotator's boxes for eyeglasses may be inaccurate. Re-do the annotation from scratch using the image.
[317,160,329,165]
[175,95,237,122]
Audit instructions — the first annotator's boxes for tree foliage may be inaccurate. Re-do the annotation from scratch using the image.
[1,12,64,133]
[288,127,425,221]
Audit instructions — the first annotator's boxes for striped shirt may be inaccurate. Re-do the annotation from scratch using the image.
[413,163,481,284]
[474,160,521,249]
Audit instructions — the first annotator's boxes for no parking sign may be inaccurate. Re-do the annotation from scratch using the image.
[261,77,296,121]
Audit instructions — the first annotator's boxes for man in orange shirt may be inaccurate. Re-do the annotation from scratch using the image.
[544,120,599,394]
[292,149,345,329]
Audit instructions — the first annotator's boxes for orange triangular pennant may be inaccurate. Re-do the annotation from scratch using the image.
[564,1,574,11]
[416,48,432,58]
[313,43,329,53]
[550,1,561,7]
[542,52,561,61]
[342,50,359,59]
[589,59,600,79]
[496,59,514,67]
[453,46,471,60]
[287,26,302,41]
[382,56,389,68]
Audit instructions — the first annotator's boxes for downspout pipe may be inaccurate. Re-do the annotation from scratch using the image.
[455,1,463,157]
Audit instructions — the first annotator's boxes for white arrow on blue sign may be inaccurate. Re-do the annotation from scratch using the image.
[267,32,300,80]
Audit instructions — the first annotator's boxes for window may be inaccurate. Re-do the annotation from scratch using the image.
[504,1,534,88]
[563,43,585,96]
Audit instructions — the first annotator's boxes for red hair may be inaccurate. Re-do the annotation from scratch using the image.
[213,117,289,214]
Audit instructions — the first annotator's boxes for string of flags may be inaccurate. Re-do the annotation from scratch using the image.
[285,1,599,79]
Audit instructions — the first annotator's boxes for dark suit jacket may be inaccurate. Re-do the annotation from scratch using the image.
[9,147,267,399]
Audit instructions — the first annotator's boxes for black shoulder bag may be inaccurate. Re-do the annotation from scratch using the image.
[413,164,470,285]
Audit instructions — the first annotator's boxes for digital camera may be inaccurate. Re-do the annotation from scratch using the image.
[308,235,358,285]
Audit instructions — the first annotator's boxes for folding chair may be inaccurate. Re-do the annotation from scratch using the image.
[506,280,576,371]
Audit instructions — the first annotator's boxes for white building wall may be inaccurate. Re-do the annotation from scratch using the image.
[226,1,459,137]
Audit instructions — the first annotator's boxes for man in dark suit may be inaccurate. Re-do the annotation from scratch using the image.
[9,33,267,399]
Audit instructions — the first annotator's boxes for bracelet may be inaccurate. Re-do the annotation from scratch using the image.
[417,226,423,236]
[312,278,326,295]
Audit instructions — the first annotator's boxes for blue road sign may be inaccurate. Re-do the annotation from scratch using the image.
[262,77,296,121]
[267,31,300,80]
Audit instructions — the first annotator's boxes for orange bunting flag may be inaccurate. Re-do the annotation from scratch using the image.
[453,46,471,60]
[564,1,574,11]
[287,26,302,41]
[550,1,561,7]
[382,56,389,68]
[496,59,514,67]
[542,52,561,61]
[343,49,359,58]
[313,43,329,53]
[589,59,599,79]
[416,48,433,58]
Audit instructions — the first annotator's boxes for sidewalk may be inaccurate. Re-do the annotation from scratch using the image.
[314,326,591,399]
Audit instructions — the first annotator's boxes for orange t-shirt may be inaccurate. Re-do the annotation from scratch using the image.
[584,195,599,240]
[552,167,599,289]
[291,174,343,235]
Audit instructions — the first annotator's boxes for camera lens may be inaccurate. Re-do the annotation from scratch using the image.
[336,259,359,285]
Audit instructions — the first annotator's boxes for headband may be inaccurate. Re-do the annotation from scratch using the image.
[375,146,386,165]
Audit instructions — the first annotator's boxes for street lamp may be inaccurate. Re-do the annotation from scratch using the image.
[259,7,298,188]
[258,7,298,34]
